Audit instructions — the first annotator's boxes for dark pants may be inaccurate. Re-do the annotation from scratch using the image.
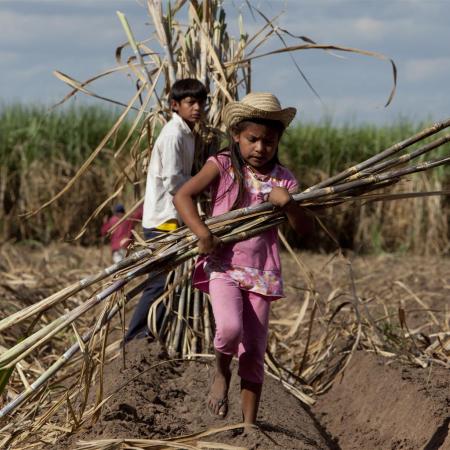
[124,229,166,342]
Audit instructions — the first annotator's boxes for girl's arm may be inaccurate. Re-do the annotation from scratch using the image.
[269,187,313,235]
[173,161,221,254]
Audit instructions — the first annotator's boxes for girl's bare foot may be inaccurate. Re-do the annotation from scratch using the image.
[207,369,231,418]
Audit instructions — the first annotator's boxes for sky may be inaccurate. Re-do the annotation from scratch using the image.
[1,0,449,125]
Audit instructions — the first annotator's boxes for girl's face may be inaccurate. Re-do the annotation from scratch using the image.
[233,123,280,172]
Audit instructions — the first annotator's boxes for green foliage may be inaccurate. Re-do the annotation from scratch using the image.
[0,104,138,244]
[0,104,133,168]
[1,104,448,252]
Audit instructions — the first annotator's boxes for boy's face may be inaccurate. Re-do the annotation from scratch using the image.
[171,97,205,128]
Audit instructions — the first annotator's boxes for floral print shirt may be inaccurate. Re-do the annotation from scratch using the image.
[193,152,299,300]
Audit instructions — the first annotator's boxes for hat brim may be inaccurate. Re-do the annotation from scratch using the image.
[223,102,297,129]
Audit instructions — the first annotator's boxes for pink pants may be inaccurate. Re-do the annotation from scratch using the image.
[209,277,271,384]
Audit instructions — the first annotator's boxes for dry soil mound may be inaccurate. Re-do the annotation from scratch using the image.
[314,351,450,450]
[56,338,336,449]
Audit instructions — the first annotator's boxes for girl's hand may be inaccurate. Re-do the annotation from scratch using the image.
[270,188,312,235]
[268,186,293,209]
[197,231,221,254]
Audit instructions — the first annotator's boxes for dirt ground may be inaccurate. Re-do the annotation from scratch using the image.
[54,340,449,450]
[56,340,450,450]
[2,245,450,449]
[55,338,335,450]
[52,250,449,450]
[314,351,450,450]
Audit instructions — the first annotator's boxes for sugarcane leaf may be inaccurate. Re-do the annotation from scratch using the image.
[0,366,15,395]
[245,3,322,102]
[398,306,407,330]
[52,70,142,111]
[117,11,139,55]
[230,42,397,107]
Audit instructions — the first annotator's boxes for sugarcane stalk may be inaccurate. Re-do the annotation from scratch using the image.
[0,249,152,333]
[2,152,448,409]
[0,225,199,335]
[156,288,174,342]
[284,155,450,207]
[306,118,450,191]
[0,279,146,419]
[1,259,201,420]
[343,134,450,182]
[0,278,130,370]
[146,0,177,85]
[6,162,439,368]
[0,149,448,352]
[0,253,173,369]
[170,270,188,355]
[192,288,201,353]
[199,0,209,85]
[183,265,193,355]
[151,131,449,238]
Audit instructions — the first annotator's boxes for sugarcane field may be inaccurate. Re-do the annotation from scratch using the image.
[0,1,449,450]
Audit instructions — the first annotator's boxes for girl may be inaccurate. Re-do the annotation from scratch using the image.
[173,92,310,425]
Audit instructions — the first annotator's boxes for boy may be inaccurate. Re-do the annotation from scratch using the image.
[125,78,207,342]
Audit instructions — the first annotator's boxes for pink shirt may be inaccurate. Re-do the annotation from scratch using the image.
[193,152,298,299]
[101,206,143,252]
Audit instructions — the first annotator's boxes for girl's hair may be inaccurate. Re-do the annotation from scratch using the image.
[217,118,285,211]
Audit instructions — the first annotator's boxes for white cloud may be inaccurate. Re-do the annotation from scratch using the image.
[353,17,385,40]
[404,57,450,82]
[279,9,417,48]
[0,50,19,64]
[0,10,128,46]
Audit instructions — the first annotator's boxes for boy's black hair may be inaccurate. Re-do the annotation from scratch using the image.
[169,78,208,103]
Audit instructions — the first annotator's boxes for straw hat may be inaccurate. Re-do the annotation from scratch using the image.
[222,92,297,129]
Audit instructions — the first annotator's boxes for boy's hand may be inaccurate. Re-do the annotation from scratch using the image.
[268,186,293,209]
[197,231,221,254]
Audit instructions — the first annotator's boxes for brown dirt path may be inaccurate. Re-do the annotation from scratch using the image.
[55,338,336,450]
[55,339,450,450]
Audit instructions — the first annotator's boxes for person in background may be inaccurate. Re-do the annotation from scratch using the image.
[101,203,143,264]
[124,78,208,343]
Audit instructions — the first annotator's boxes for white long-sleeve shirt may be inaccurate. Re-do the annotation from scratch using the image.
[142,113,195,229]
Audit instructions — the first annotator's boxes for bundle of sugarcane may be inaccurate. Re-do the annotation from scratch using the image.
[1,116,449,425]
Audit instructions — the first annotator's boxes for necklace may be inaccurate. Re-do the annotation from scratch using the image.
[245,164,272,182]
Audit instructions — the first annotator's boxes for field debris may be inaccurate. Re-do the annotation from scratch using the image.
[1,245,449,449]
